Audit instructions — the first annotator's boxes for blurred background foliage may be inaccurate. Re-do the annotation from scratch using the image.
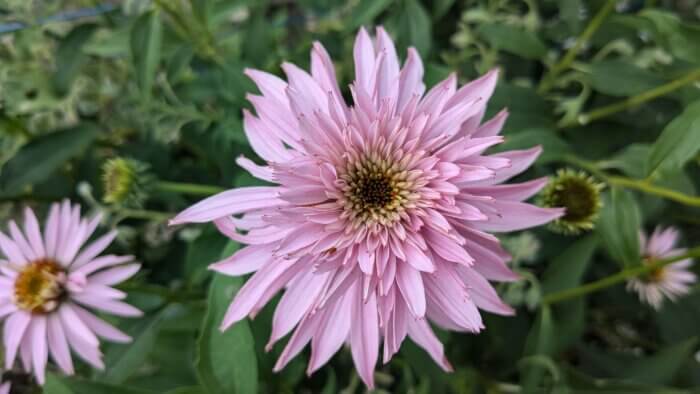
[1,0,700,393]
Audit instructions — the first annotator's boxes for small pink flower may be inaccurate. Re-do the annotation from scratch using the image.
[171,27,562,387]
[627,226,696,310]
[0,201,142,384]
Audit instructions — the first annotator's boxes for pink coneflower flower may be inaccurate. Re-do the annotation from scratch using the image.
[171,27,562,387]
[627,226,696,310]
[0,201,142,385]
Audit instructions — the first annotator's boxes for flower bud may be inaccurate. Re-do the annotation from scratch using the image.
[539,169,604,235]
[101,157,154,207]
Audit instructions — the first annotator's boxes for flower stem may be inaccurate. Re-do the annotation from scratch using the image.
[559,68,700,128]
[562,155,700,207]
[155,181,225,196]
[538,0,617,93]
[542,246,700,305]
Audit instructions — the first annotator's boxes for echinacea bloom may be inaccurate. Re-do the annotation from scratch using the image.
[171,27,562,387]
[0,201,142,384]
[627,226,696,310]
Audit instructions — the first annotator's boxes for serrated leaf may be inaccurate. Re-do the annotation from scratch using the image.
[647,100,700,176]
[196,242,258,394]
[53,24,98,95]
[0,124,99,196]
[597,188,642,267]
[131,10,163,99]
[478,23,547,59]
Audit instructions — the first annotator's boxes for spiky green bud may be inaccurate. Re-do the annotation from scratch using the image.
[101,158,153,207]
[539,169,604,235]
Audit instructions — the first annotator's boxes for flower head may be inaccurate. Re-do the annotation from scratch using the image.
[102,157,153,207]
[171,27,562,388]
[0,201,142,384]
[539,169,603,234]
[627,226,696,309]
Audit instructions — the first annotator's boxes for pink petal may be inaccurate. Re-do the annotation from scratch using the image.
[350,284,379,389]
[169,186,285,225]
[88,264,141,286]
[30,316,49,384]
[210,244,273,277]
[407,318,453,372]
[47,314,75,374]
[396,263,426,318]
[4,310,30,369]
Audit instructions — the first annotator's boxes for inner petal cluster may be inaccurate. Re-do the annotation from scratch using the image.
[13,259,66,314]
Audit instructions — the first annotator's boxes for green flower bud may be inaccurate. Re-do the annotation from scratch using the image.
[539,169,604,235]
[101,158,153,207]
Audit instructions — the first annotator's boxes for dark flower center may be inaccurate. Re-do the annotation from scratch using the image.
[354,173,395,209]
[550,179,597,222]
[14,259,66,314]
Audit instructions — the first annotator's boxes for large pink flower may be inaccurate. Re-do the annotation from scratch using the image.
[627,226,696,309]
[0,201,142,384]
[171,27,562,387]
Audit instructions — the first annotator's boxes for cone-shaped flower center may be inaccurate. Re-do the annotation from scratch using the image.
[14,259,65,313]
[640,256,666,284]
[340,152,420,227]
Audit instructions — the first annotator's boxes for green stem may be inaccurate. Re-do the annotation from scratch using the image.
[118,283,205,303]
[538,0,617,93]
[155,181,225,196]
[560,68,700,128]
[606,176,700,207]
[562,155,700,207]
[543,246,700,304]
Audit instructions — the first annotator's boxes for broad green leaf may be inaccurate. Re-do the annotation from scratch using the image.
[53,24,98,95]
[587,61,666,97]
[578,338,698,385]
[348,0,393,30]
[100,308,167,383]
[196,242,257,394]
[647,100,700,176]
[597,188,641,267]
[46,374,158,394]
[477,23,547,59]
[395,0,432,57]
[641,10,700,64]
[541,235,598,295]
[131,10,163,99]
[432,0,456,19]
[0,124,99,196]
[521,305,555,392]
[494,128,571,164]
[600,143,651,179]
[165,387,207,394]
[185,229,229,287]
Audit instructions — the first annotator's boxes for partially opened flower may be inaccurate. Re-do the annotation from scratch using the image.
[627,226,696,309]
[0,201,142,384]
[171,27,562,387]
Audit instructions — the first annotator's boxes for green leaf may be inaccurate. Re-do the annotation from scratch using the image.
[0,124,99,196]
[597,188,642,267]
[53,24,98,95]
[395,0,432,57]
[521,305,555,392]
[165,387,207,394]
[600,144,651,179]
[641,10,700,64]
[46,374,158,394]
[647,100,700,176]
[579,338,698,385]
[185,229,229,287]
[541,235,598,295]
[587,61,666,97]
[432,0,455,19]
[131,10,163,99]
[477,23,547,59]
[348,0,393,30]
[196,242,258,394]
[100,308,167,383]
